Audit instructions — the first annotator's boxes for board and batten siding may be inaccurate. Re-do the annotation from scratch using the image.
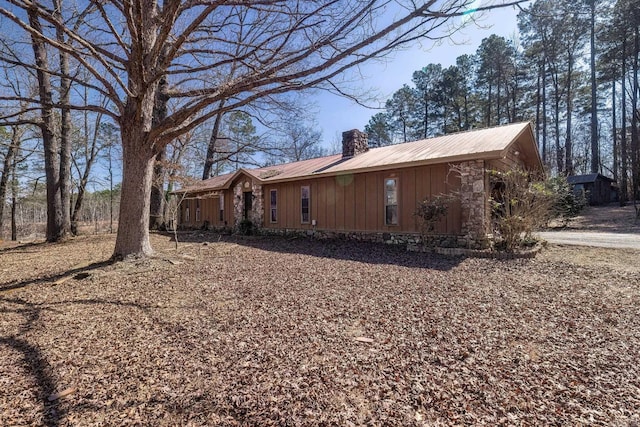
[263,164,462,235]
[180,192,233,228]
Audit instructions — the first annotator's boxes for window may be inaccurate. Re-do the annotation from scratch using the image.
[195,199,201,222]
[270,189,277,223]
[385,178,398,225]
[184,206,190,223]
[219,195,224,222]
[301,185,310,224]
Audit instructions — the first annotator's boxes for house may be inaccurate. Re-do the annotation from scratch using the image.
[567,173,618,205]
[175,122,543,248]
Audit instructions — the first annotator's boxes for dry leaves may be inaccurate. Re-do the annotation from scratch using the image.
[0,232,639,426]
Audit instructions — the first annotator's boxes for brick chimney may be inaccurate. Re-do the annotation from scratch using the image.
[342,129,369,159]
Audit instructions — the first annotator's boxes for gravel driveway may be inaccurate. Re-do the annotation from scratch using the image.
[539,204,639,249]
[537,231,640,249]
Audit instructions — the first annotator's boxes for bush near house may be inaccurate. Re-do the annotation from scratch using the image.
[414,194,454,246]
[489,170,584,251]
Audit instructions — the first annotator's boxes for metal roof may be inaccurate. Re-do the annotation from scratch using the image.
[567,173,616,184]
[178,122,539,194]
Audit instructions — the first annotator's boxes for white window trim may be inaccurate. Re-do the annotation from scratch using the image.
[385,178,399,226]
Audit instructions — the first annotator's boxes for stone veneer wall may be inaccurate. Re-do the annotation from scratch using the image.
[458,160,490,248]
[233,182,243,228]
[250,182,264,228]
[232,180,264,230]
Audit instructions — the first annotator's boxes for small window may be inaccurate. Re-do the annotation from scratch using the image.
[219,195,224,222]
[385,178,398,226]
[270,189,277,223]
[185,206,190,223]
[301,185,310,224]
[195,199,201,222]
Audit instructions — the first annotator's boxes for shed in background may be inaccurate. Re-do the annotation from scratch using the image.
[567,173,618,205]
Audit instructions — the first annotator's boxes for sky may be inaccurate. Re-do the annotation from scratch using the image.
[314,3,524,149]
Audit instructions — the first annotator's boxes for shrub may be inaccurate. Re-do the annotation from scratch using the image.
[546,176,586,225]
[238,218,253,235]
[414,194,454,245]
[489,169,554,251]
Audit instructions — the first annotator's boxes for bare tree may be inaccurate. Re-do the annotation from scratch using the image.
[0,0,529,259]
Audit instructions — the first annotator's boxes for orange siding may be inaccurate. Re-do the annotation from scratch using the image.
[247,163,463,235]
[401,168,416,232]
[365,173,378,231]
[325,178,336,229]
[335,177,345,230]
[354,174,366,231]
[341,174,355,230]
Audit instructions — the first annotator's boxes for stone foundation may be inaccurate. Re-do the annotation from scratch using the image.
[258,227,486,249]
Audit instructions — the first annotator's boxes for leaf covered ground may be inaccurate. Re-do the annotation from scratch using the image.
[1,232,639,426]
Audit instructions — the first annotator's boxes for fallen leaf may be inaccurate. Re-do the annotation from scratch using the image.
[48,386,77,401]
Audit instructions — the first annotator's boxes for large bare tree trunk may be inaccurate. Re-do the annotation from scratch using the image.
[54,0,72,236]
[29,10,65,242]
[113,0,159,257]
[113,134,156,258]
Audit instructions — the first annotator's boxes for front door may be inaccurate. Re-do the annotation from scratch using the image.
[243,191,252,220]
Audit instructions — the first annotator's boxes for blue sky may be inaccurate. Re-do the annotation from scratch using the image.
[314,4,523,149]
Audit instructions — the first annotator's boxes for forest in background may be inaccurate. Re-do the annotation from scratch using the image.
[1,0,639,242]
[366,0,640,205]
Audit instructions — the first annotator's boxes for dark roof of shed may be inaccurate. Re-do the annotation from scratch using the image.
[567,173,616,184]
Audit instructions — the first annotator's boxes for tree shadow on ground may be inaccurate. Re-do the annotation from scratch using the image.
[0,260,114,293]
[170,231,464,271]
[0,297,73,427]
[0,295,206,426]
[0,240,49,254]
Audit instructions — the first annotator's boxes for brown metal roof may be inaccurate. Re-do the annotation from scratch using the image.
[312,122,534,176]
[177,122,538,193]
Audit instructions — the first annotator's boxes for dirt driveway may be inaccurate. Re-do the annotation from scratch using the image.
[538,204,639,249]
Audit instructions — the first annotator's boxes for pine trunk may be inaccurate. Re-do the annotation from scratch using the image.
[589,1,599,173]
[202,102,226,180]
[621,37,628,205]
[613,81,618,181]
[565,55,574,176]
[631,26,639,200]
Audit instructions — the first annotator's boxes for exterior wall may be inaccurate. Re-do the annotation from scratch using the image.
[262,163,462,236]
[580,180,613,205]
[178,191,231,229]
